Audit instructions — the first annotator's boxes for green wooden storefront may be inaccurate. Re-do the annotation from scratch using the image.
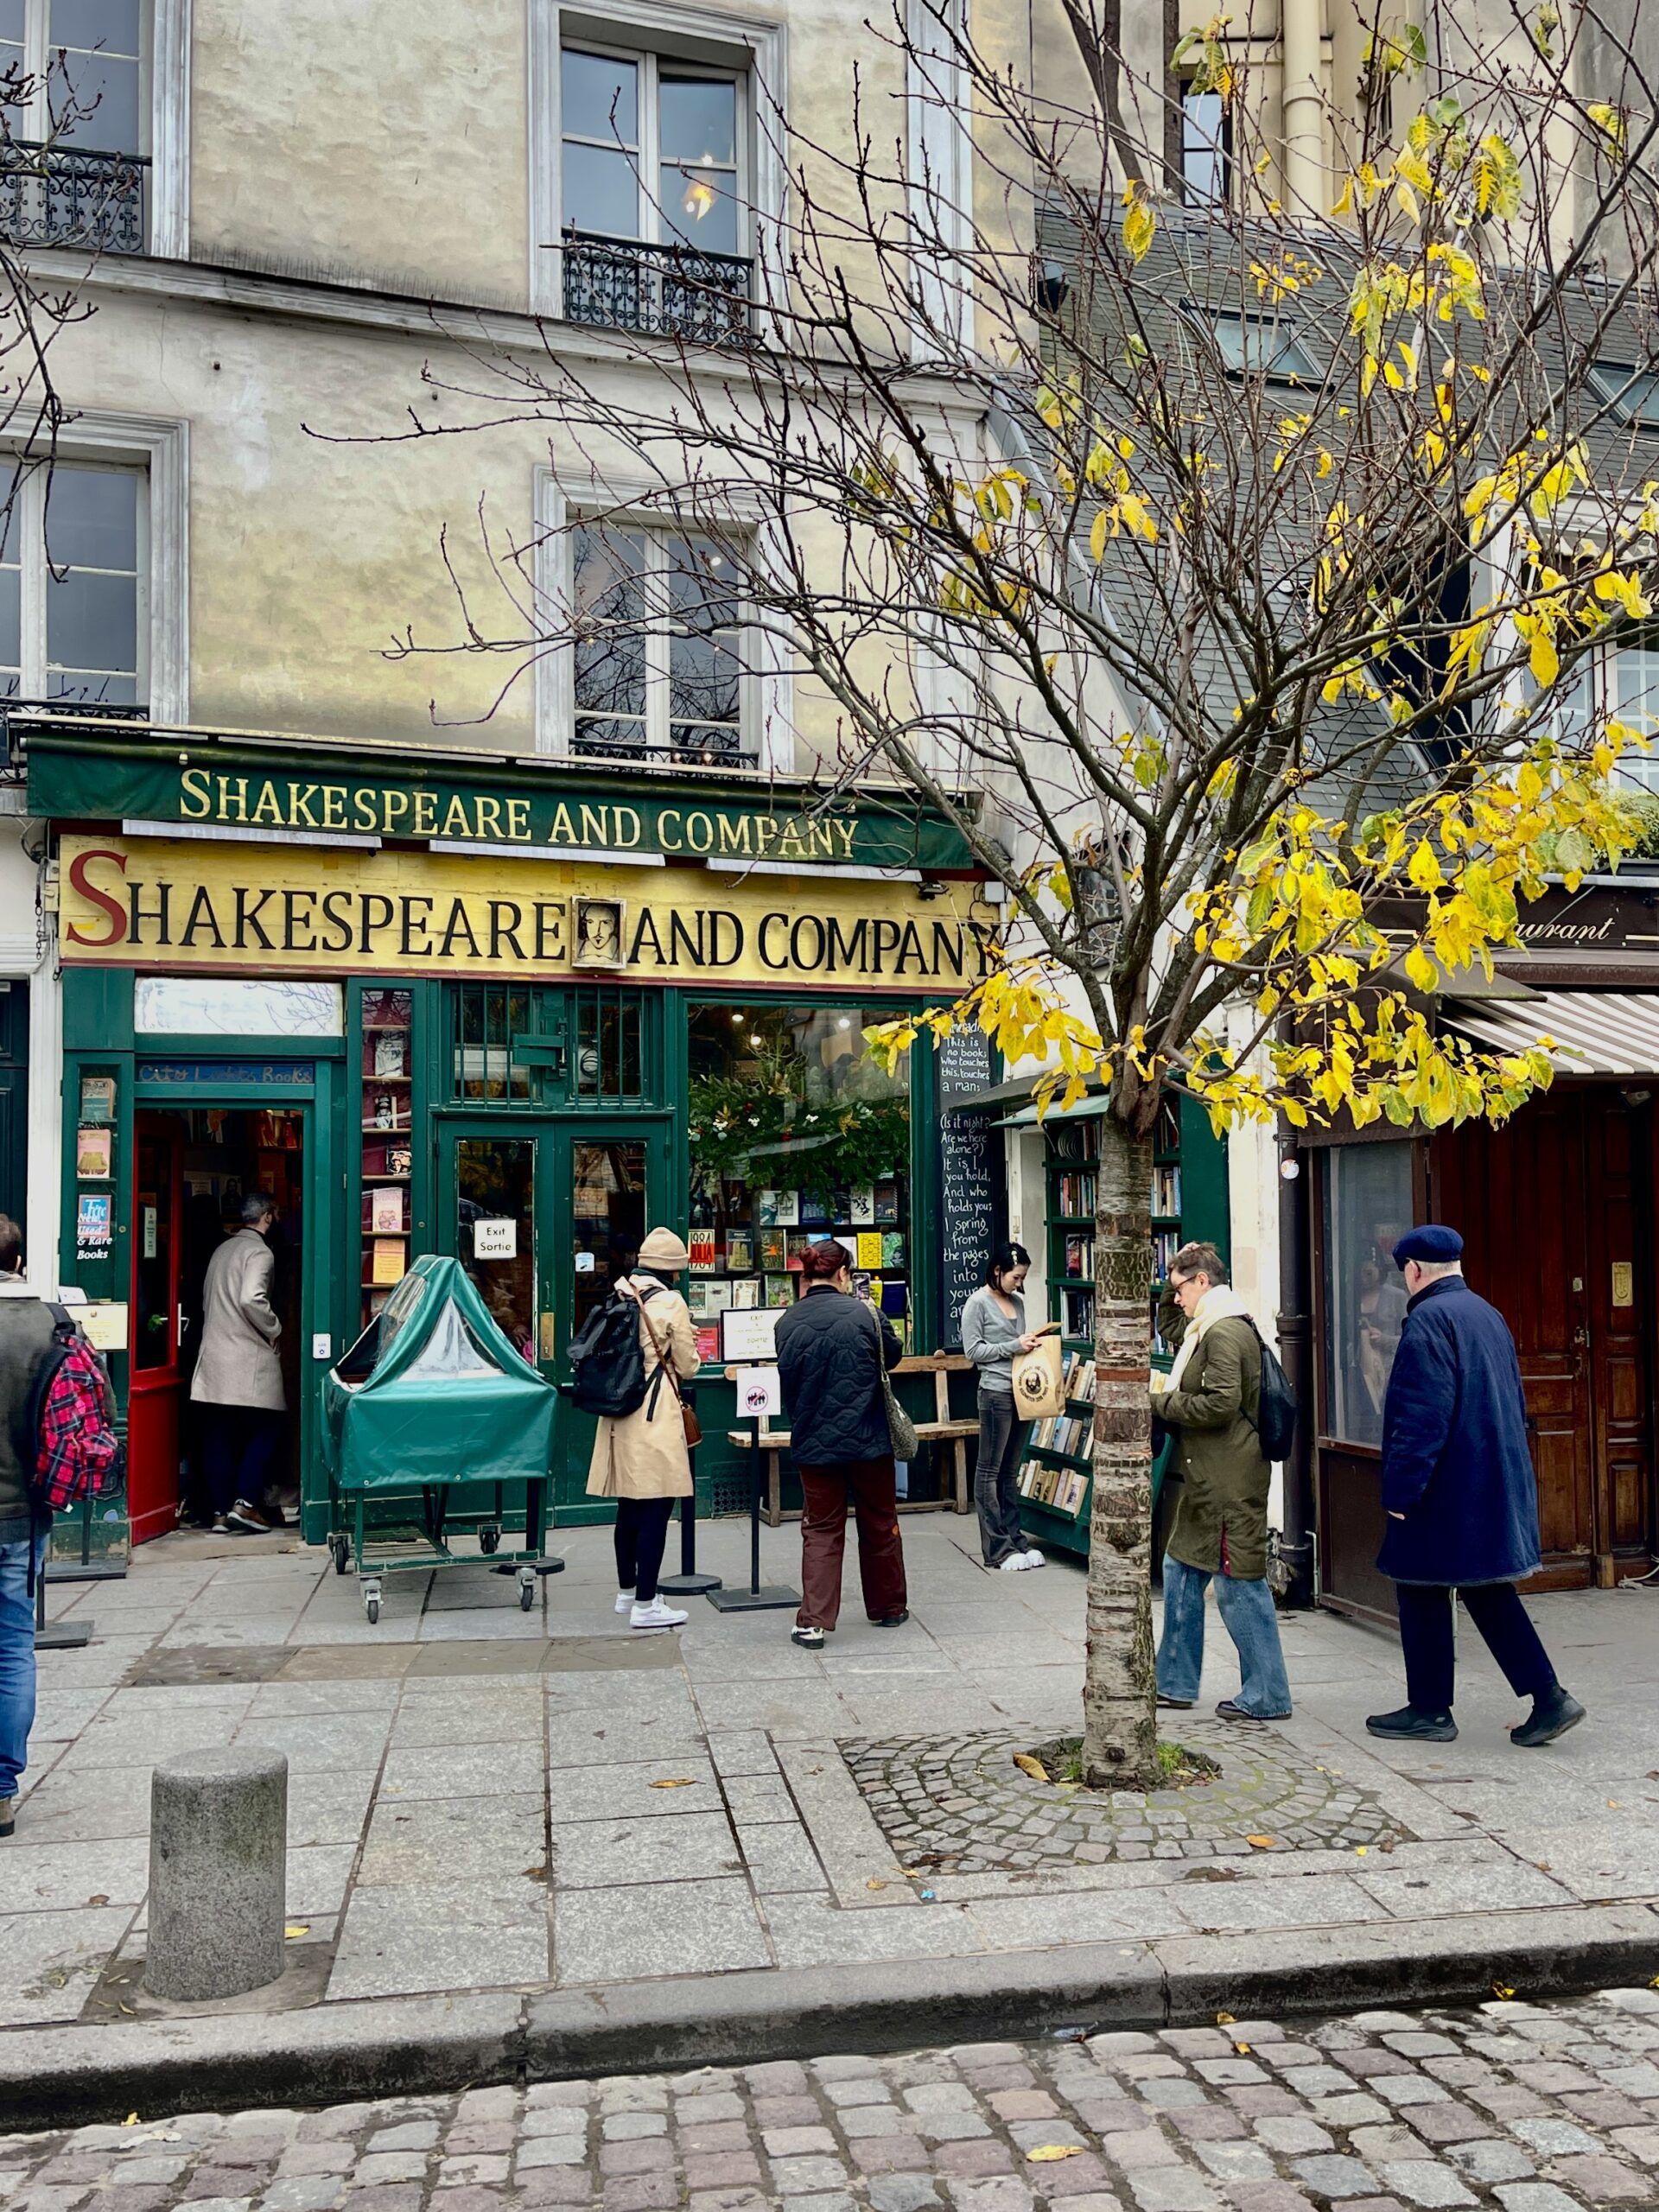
[35,717,994,1550]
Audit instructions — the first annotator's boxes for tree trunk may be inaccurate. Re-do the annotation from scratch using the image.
[1081,1110,1157,1789]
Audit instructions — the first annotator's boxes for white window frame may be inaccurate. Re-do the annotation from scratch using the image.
[905,0,972,355]
[4,457,148,708]
[0,414,188,721]
[559,41,747,254]
[2,0,190,256]
[534,464,791,770]
[529,0,786,322]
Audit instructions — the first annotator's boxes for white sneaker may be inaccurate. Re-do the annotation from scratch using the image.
[998,1555,1031,1573]
[630,1598,689,1630]
[615,1589,635,1614]
[1022,1548,1046,1569]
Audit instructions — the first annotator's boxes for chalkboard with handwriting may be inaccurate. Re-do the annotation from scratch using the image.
[938,1026,998,1347]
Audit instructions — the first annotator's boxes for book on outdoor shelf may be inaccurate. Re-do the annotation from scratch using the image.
[874,1182,899,1223]
[765,1274,793,1307]
[725,1230,753,1272]
[370,1186,404,1235]
[695,1324,721,1364]
[759,1228,788,1271]
[370,1236,405,1286]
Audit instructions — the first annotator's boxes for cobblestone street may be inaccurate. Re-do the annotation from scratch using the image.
[7,1992,1659,2212]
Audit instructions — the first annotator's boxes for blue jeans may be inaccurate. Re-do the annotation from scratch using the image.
[1157,1552,1292,1718]
[0,1528,46,1797]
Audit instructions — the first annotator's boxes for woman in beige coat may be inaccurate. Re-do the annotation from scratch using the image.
[587,1226,701,1630]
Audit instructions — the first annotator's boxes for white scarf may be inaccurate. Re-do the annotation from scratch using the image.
[1162,1284,1254,1393]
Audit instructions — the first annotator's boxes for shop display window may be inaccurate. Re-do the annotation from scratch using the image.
[1320,1141,1414,1446]
[359,987,413,1332]
[685,1002,911,1365]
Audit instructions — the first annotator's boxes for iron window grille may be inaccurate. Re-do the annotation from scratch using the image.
[0,138,148,252]
[562,227,753,346]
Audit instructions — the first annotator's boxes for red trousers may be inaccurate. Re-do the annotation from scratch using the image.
[797,1456,908,1630]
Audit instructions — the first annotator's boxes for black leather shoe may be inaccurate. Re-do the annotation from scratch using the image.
[1511,1687,1586,1747]
[1366,1705,1458,1742]
[872,1611,909,1627]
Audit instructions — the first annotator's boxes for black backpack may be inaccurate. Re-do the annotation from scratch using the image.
[568,1284,658,1417]
[1243,1319,1297,1462]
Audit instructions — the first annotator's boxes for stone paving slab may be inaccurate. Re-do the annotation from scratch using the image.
[3,1520,1658,2067]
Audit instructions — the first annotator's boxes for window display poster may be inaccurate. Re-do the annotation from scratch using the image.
[850,1185,875,1226]
[855,1230,884,1270]
[758,1189,799,1227]
[76,1192,112,1250]
[79,1075,116,1125]
[371,1187,404,1234]
[75,1126,112,1180]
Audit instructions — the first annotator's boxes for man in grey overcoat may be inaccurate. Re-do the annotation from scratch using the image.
[191,1192,285,1534]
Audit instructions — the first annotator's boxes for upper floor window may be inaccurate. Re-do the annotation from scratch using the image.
[560,42,752,344]
[1181,82,1231,207]
[0,0,149,251]
[571,524,749,768]
[1206,308,1314,385]
[0,459,145,707]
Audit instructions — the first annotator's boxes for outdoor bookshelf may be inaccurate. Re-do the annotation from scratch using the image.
[358,987,414,1333]
[1016,1090,1229,1558]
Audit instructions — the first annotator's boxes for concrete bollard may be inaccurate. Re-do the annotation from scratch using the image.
[145,1746,289,2001]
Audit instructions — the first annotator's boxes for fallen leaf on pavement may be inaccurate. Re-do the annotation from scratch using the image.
[123,2114,139,2127]
[1215,2011,1236,2025]
[1246,1835,1278,1849]
[1354,1847,1368,1856]
[1234,2043,1252,2056]
[1027,2146,1084,2162]
[1608,1800,1622,1808]
[284,1923,310,1938]
[866,1878,887,1891]
[650,1778,697,1789]
[87,1893,108,1905]
[1013,1753,1050,1782]
[1493,1982,1515,1999]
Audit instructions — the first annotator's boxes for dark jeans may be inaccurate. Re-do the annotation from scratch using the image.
[975,1390,1027,1565]
[797,1456,907,1630]
[200,1405,283,1516]
[613,1496,675,1604]
[1395,1581,1557,1713]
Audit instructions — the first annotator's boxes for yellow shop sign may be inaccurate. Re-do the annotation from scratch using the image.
[58,838,998,991]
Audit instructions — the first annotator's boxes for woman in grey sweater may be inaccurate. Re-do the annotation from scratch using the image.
[961,1243,1045,1572]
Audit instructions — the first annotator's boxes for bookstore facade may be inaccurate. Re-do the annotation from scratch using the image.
[29,718,995,1545]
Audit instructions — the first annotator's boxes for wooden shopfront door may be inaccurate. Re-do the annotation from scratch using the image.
[441,1118,669,1521]
[1433,1086,1654,1588]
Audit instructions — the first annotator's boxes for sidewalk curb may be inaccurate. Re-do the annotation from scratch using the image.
[2,1907,1656,2131]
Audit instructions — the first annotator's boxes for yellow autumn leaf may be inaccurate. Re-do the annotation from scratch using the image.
[866,1878,887,1891]
[123,2114,140,2128]
[1027,2146,1084,2163]
[1216,2010,1236,2024]
[284,1923,311,1938]
[1493,1981,1515,1999]
[1122,183,1154,264]
[1529,630,1560,688]
[1246,1834,1278,1849]
[1013,1752,1050,1782]
[650,1777,698,1789]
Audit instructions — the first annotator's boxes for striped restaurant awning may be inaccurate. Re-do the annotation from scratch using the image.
[1446,990,1659,1076]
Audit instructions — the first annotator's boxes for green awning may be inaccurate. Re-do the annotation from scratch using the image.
[995,1091,1115,1128]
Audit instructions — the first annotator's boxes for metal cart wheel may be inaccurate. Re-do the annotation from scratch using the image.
[518,1566,536,1611]
[332,1535,350,1576]
[480,1529,500,1555]
[363,1577,382,1625]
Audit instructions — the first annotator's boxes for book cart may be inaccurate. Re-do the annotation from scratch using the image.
[1015,1091,1229,1558]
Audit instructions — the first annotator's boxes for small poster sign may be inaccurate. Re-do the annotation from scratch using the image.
[720,1306,780,1363]
[734,1365,781,1418]
[75,1126,112,1180]
[76,1192,112,1251]
[474,1217,517,1260]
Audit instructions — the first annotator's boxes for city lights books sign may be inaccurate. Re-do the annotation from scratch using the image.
[57,838,997,992]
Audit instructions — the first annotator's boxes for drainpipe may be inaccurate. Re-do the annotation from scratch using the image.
[1275,1135,1317,1606]
[1280,0,1324,218]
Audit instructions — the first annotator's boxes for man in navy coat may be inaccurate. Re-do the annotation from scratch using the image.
[1367,1224,1586,1747]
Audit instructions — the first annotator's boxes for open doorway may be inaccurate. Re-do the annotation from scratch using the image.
[128,1106,307,1543]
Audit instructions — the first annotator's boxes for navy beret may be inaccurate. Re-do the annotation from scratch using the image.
[1392,1224,1464,1267]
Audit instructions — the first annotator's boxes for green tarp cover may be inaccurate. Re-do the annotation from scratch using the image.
[321,1255,556,1492]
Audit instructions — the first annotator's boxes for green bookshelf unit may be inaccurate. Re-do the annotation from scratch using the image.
[1015,1090,1230,1557]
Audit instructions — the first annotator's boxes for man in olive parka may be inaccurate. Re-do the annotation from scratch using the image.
[1152,1242,1292,1720]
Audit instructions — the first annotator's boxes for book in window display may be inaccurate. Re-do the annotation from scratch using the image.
[729,1276,760,1309]
[874,1181,899,1223]
[758,1228,788,1272]
[370,1186,404,1235]
[725,1228,753,1272]
[758,1188,799,1227]
[765,1274,793,1307]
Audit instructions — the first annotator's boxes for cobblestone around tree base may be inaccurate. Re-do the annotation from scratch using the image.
[837,1722,1412,1870]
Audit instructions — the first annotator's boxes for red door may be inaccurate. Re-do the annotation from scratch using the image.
[127,1115,184,1544]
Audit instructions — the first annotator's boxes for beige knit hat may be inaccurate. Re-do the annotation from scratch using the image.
[637,1226,692,1270]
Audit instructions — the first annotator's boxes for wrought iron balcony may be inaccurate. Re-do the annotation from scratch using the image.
[562,228,753,346]
[0,140,149,255]
[574,727,758,771]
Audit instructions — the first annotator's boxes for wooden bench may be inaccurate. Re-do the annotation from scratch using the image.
[725,1353,979,1527]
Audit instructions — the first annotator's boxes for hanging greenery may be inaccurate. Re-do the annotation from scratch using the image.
[689,1071,910,1190]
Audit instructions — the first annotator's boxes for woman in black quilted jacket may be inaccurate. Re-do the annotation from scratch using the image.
[772,1239,907,1649]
